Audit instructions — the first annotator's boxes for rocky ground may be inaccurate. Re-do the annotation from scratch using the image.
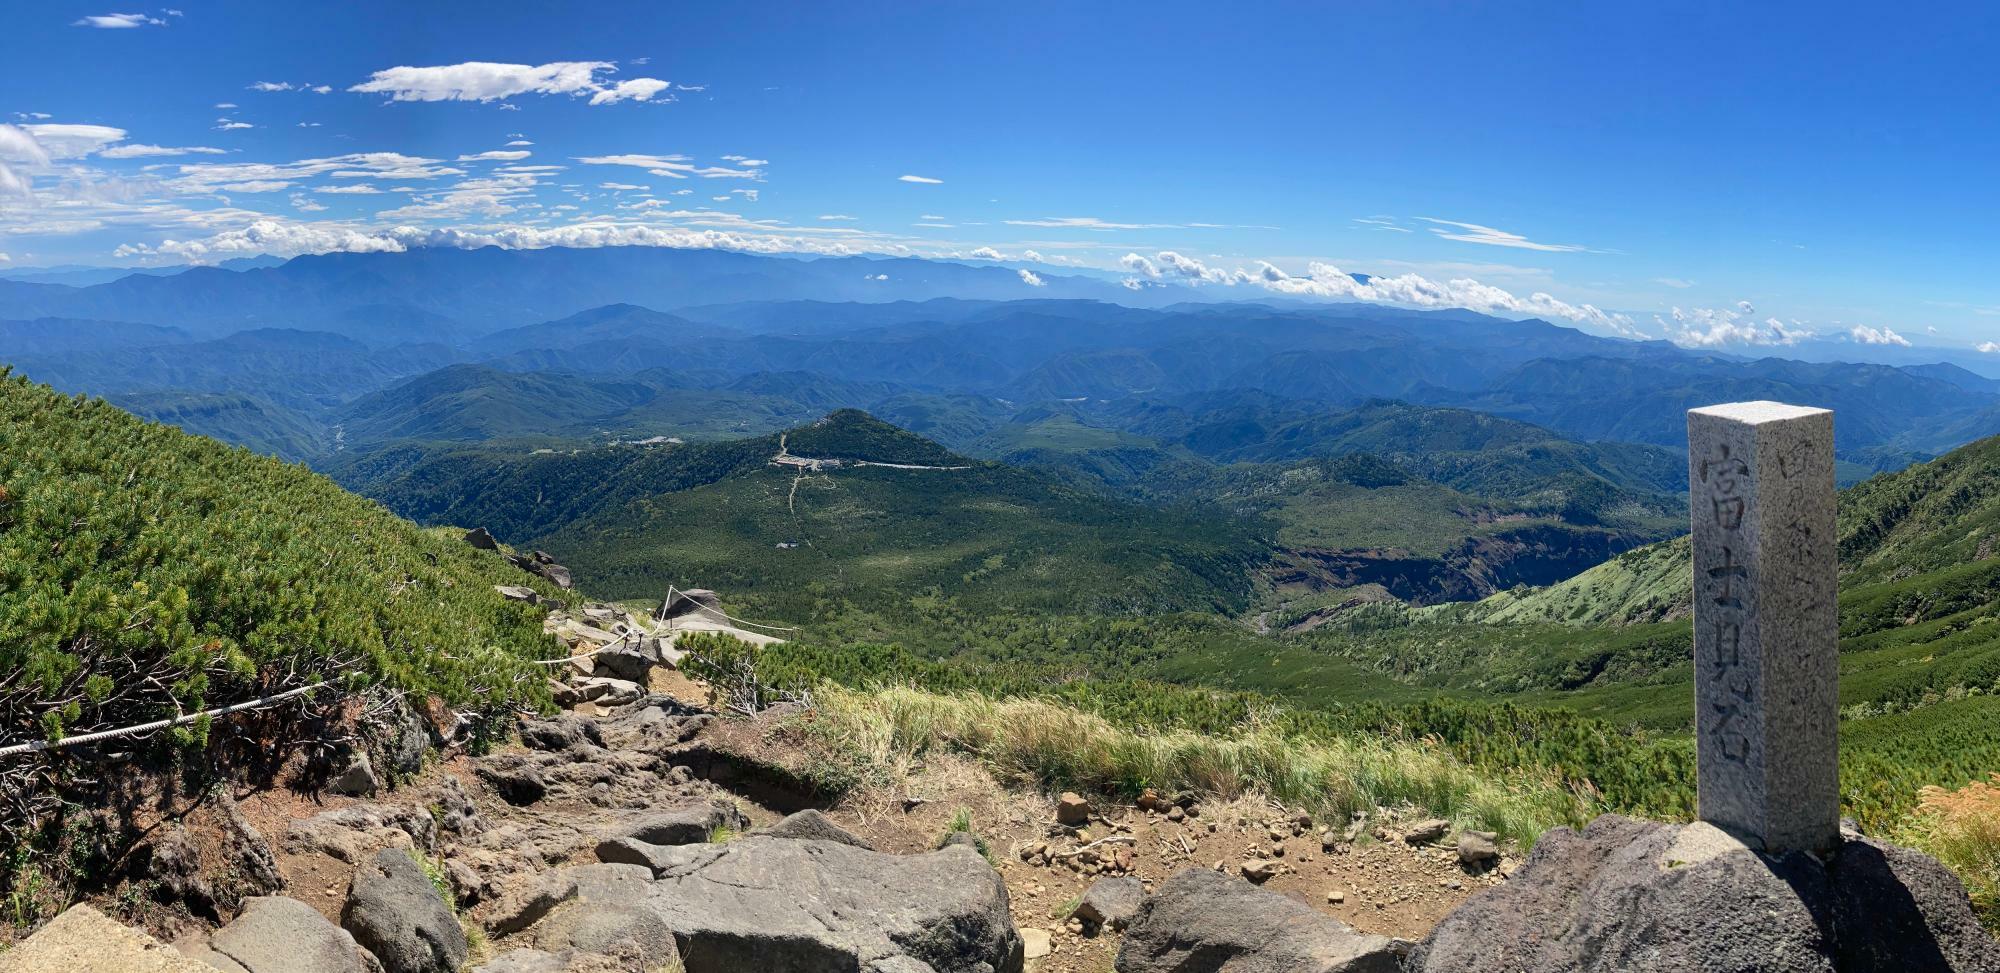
[11,592,1995,972]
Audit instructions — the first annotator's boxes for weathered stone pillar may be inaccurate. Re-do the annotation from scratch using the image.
[1687,401,1840,853]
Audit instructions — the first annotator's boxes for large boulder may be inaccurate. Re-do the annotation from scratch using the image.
[343,849,468,973]
[0,905,215,973]
[1116,867,1407,973]
[559,834,1021,973]
[657,588,721,620]
[206,896,376,973]
[1408,814,2000,973]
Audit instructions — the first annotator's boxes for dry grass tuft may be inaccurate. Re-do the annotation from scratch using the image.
[1902,773,2000,929]
[806,684,1591,846]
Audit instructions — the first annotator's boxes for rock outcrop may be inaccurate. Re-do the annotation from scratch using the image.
[1408,814,2000,973]
[1116,867,1407,973]
[761,808,875,849]
[343,848,468,973]
[491,834,1022,973]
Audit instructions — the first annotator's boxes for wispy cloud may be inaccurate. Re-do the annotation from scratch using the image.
[573,153,762,179]
[1005,215,1176,230]
[898,174,942,184]
[349,61,674,106]
[1418,217,1594,253]
[100,143,227,158]
[818,214,856,221]
[1653,277,1696,288]
[72,11,171,28]
[1353,216,1410,233]
[457,150,532,162]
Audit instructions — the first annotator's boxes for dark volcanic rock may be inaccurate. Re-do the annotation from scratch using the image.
[759,809,875,849]
[475,756,548,806]
[596,804,752,860]
[343,848,468,973]
[518,714,603,753]
[1073,875,1145,931]
[1408,814,2000,973]
[1116,867,1406,973]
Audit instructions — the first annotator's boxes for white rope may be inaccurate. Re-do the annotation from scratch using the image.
[0,681,332,759]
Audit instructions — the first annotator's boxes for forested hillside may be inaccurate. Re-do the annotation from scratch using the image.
[328,410,1267,617]
[0,369,564,766]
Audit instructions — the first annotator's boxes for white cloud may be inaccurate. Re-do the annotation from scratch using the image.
[457,150,532,161]
[1849,324,1912,346]
[1418,218,1592,253]
[574,153,762,180]
[721,155,767,166]
[118,219,899,264]
[314,184,382,194]
[1011,215,1176,231]
[589,78,672,105]
[1353,216,1410,233]
[1017,268,1045,287]
[898,174,942,184]
[216,180,292,193]
[599,182,645,191]
[1021,249,1044,262]
[214,120,254,131]
[350,61,672,106]
[310,85,332,95]
[99,143,227,158]
[1116,249,1642,336]
[289,193,326,212]
[21,123,127,158]
[0,125,54,166]
[0,252,9,263]
[968,246,1006,260]
[505,139,533,147]
[818,214,856,221]
[1652,302,1815,348]
[1977,341,2000,354]
[214,102,237,109]
[73,12,166,28]
[249,81,295,92]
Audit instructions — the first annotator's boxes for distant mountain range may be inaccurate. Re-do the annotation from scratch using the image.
[6,244,2000,610]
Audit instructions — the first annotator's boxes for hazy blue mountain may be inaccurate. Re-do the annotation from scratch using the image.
[1441,355,2000,451]
[0,317,191,355]
[0,246,1127,341]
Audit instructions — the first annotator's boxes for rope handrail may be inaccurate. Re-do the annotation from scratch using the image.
[0,681,331,759]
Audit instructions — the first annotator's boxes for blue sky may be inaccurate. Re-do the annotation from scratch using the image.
[4,1,2000,353]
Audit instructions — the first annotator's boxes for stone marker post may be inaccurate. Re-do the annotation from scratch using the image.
[1687,401,1839,853]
